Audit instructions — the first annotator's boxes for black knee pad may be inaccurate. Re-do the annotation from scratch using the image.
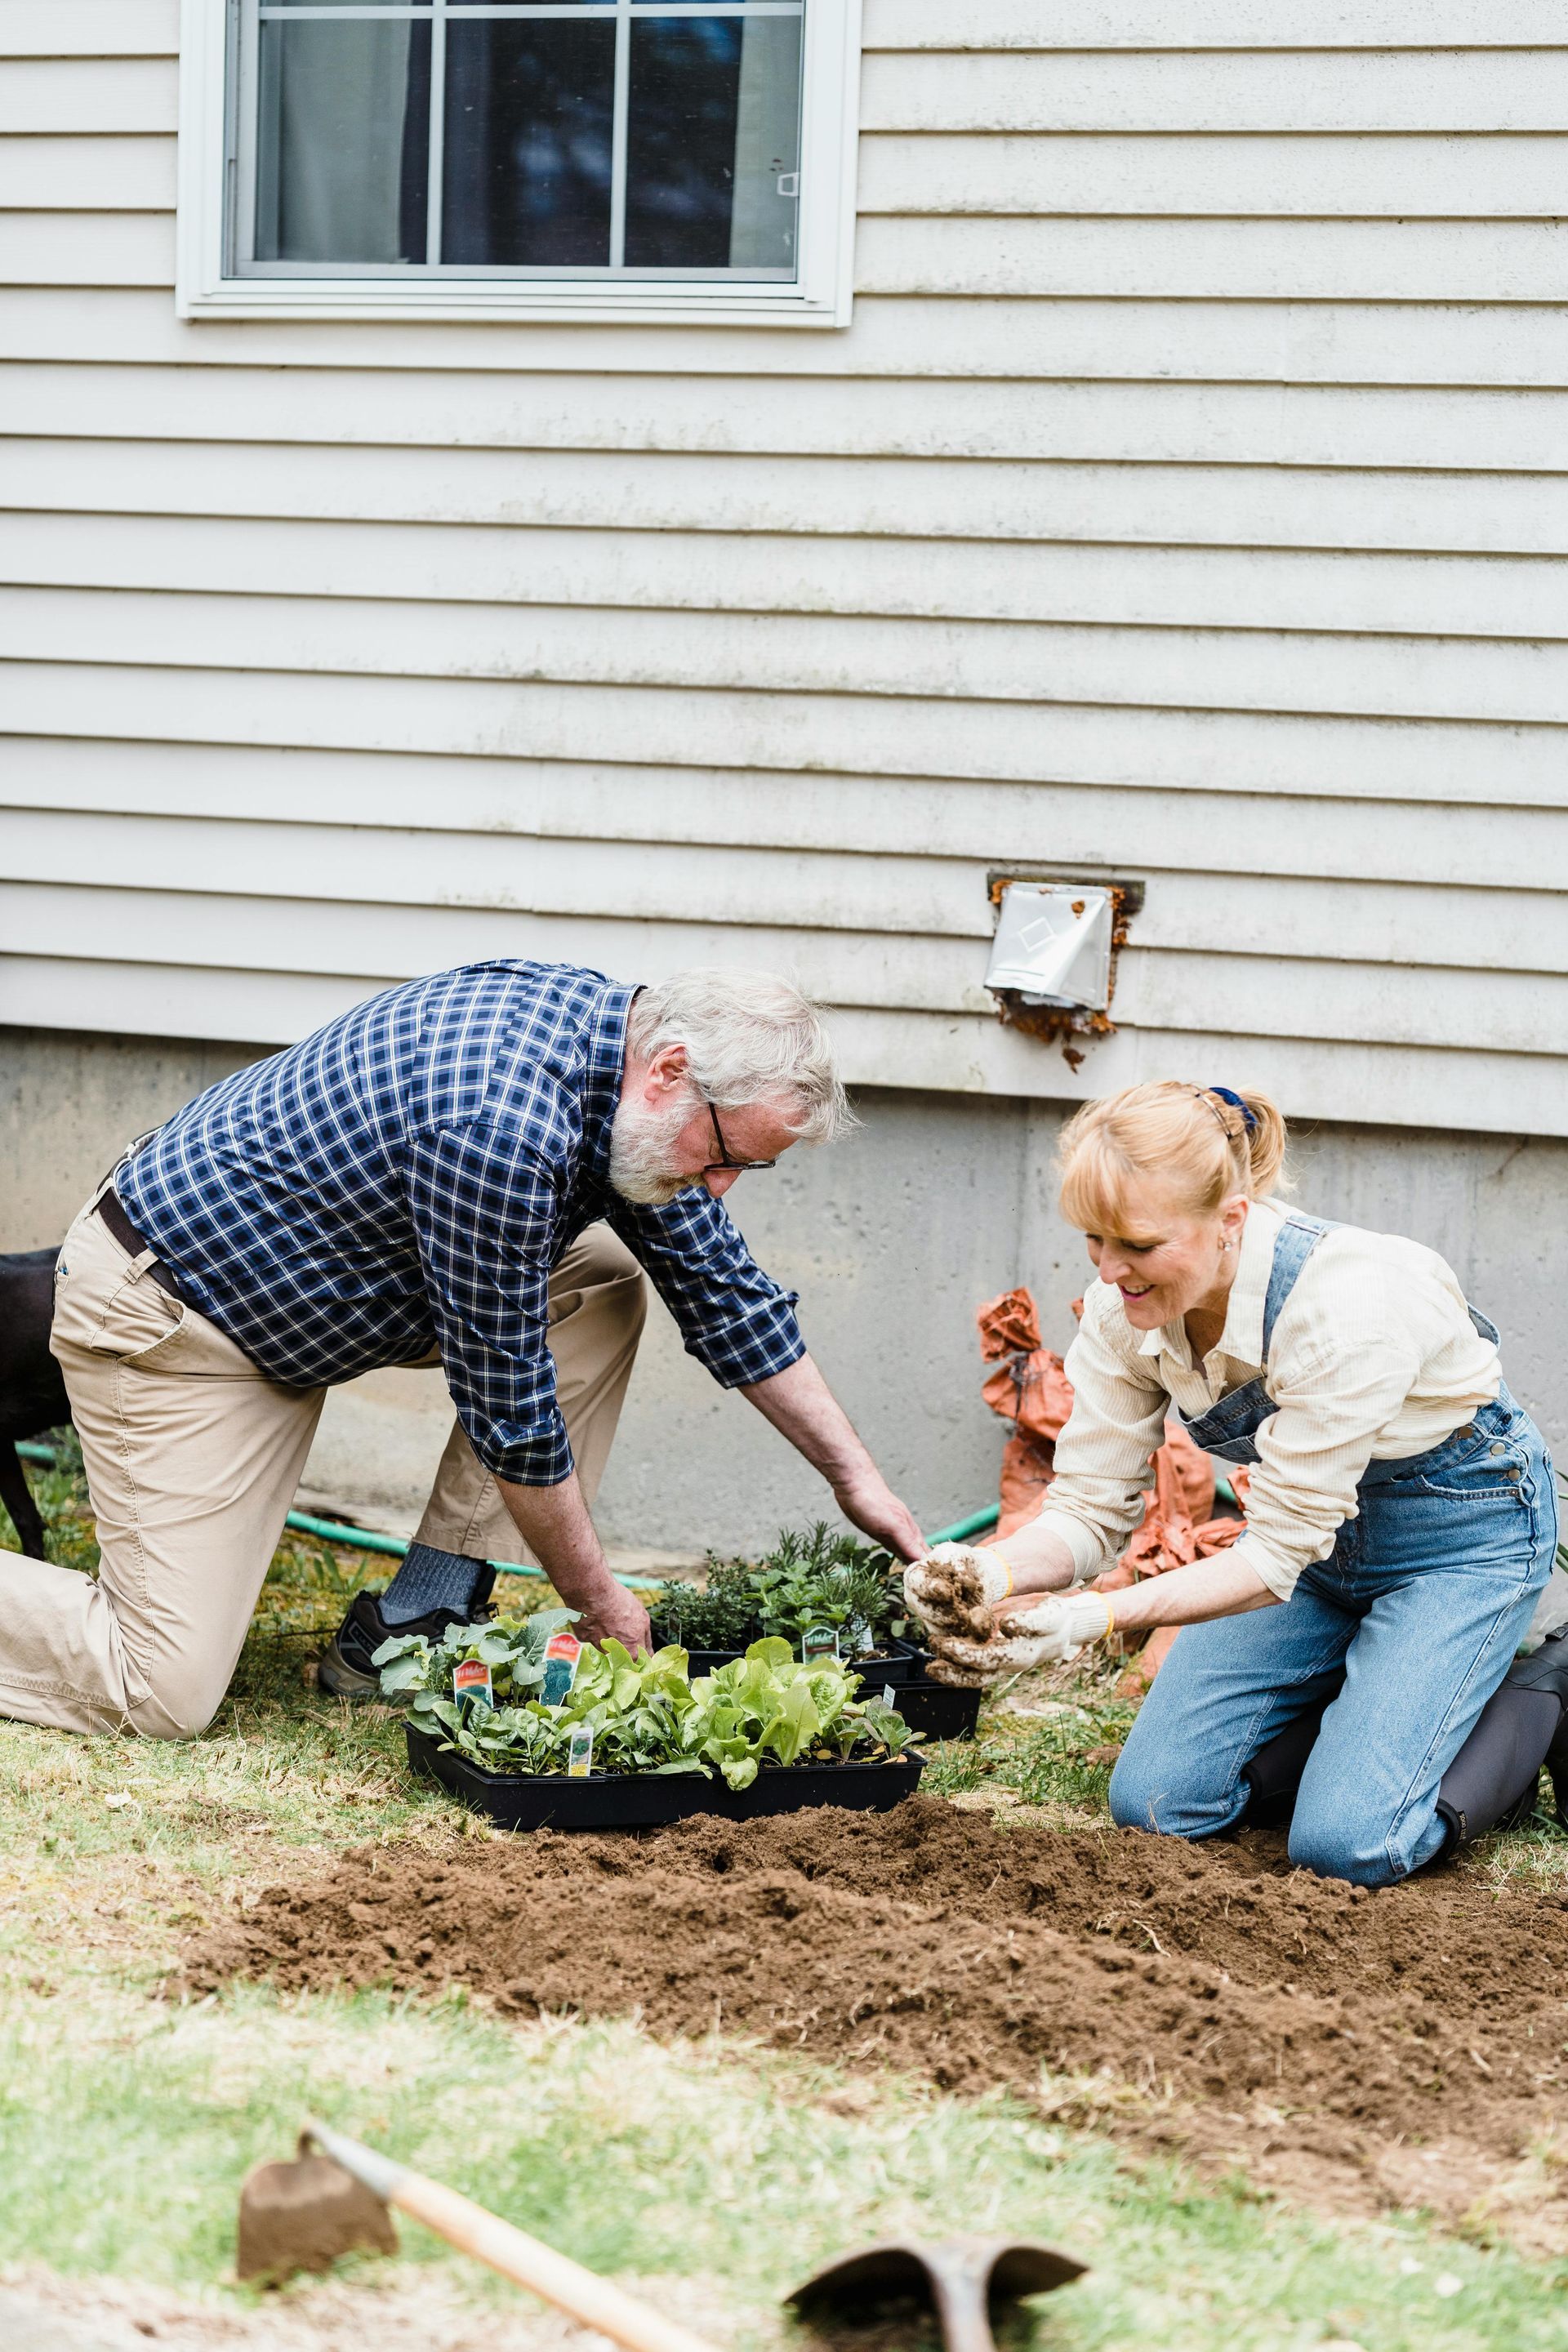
[1435,1635,1567,1851]
[1241,1686,1340,1830]
[1499,1626,1568,1835]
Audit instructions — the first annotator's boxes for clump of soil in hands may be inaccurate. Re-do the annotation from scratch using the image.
[183,1800,1568,2237]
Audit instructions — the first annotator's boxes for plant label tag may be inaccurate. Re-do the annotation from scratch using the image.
[567,1725,595,1778]
[858,1626,875,1654]
[801,1623,840,1664]
[883,1685,895,1707]
[452,1659,493,1709]
[541,1631,582,1707]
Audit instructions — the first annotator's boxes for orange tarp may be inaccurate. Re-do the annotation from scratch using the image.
[977,1285,1250,1687]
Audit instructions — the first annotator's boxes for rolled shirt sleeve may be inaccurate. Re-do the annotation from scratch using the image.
[608,1192,805,1388]
[1029,1285,1173,1582]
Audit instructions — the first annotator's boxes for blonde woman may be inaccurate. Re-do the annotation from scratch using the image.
[907,1082,1561,1888]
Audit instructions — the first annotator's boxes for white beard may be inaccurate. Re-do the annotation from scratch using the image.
[607,1096,702,1205]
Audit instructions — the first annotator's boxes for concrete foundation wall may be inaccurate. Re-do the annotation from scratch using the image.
[3,1024,1561,1557]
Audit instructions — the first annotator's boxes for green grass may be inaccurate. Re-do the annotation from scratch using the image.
[7,1984,1568,2352]
[919,1653,1138,1820]
[5,1450,1568,2348]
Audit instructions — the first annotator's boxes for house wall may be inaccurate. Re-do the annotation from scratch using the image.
[2,2,1565,1545]
[2,1,1566,1136]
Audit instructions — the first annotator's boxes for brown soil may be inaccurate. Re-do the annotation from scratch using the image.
[182,1799,1568,2234]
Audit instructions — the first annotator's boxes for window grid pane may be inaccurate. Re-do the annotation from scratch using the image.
[425,0,445,260]
[244,0,803,279]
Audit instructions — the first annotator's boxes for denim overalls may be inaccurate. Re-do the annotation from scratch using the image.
[1107,1214,1558,1886]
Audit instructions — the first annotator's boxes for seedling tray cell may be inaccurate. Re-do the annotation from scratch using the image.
[895,1677,982,1743]
[653,1633,927,1686]
[406,1723,924,1832]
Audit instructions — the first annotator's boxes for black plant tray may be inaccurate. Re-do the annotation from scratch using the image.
[406,1722,924,1833]
[649,1632,927,1686]
[846,1636,928,1688]
[895,1677,982,1743]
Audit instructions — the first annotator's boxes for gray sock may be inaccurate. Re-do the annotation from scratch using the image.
[380,1542,495,1625]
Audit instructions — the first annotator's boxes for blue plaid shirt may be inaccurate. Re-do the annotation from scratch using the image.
[117,962,805,1483]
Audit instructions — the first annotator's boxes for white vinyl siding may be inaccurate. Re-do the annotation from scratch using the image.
[1,0,1563,1134]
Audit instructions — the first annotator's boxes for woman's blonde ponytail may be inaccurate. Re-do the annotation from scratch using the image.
[1236,1087,1288,1198]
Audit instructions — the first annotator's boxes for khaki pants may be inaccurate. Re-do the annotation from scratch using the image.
[0,1194,645,1739]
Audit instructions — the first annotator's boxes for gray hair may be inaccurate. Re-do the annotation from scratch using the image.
[626,968,852,1147]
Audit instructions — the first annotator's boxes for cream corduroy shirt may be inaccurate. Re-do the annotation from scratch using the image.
[1033,1197,1502,1601]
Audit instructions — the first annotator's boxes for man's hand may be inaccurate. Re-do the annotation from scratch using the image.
[830,1469,924,1564]
[573,1584,653,1655]
[496,1469,653,1656]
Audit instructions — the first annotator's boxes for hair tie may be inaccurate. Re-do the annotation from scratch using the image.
[1204,1085,1258,1136]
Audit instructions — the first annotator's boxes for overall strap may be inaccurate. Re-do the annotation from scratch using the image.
[1260,1214,1337,1361]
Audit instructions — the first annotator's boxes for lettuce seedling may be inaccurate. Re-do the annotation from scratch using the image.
[376,1619,921,1784]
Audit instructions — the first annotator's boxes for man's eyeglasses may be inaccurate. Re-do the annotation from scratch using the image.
[704,1101,777,1176]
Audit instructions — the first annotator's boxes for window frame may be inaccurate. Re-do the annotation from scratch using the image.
[176,0,862,325]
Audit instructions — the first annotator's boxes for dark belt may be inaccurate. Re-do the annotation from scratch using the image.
[96,1185,186,1304]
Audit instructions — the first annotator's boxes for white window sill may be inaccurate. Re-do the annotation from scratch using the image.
[176,280,850,327]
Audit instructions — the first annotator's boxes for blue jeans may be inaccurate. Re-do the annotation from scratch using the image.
[1108,1396,1558,1886]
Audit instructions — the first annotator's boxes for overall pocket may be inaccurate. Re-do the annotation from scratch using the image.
[1409,1431,1534,1504]
[1361,1434,1546,1594]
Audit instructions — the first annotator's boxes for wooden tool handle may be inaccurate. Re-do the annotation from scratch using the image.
[390,2173,723,2352]
[304,2121,723,2352]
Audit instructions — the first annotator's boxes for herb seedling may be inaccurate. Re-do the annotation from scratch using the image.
[652,1521,908,1659]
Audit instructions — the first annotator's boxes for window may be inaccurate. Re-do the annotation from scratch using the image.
[177,0,861,323]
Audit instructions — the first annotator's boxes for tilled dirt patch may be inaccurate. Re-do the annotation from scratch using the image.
[183,1799,1568,2234]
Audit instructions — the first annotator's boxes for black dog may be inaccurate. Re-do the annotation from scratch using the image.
[0,1248,69,1560]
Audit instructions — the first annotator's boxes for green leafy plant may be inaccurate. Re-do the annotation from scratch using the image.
[375,1606,577,1706]
[374,1619,921,1791]
[751,1522,897,1651]
[652,1521,909,1659]
[684,1639,920,1787]
[652,1557,761,1651]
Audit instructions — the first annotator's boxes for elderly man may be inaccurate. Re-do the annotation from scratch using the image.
[12,960,922,1740]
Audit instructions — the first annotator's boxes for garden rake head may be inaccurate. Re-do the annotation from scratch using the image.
[236,2132,399,2283]
[786,2235,1086,2352]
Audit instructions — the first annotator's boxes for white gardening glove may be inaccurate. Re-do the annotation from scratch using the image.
[925,1590,1116,1687]
[903,1543,1013,1642]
